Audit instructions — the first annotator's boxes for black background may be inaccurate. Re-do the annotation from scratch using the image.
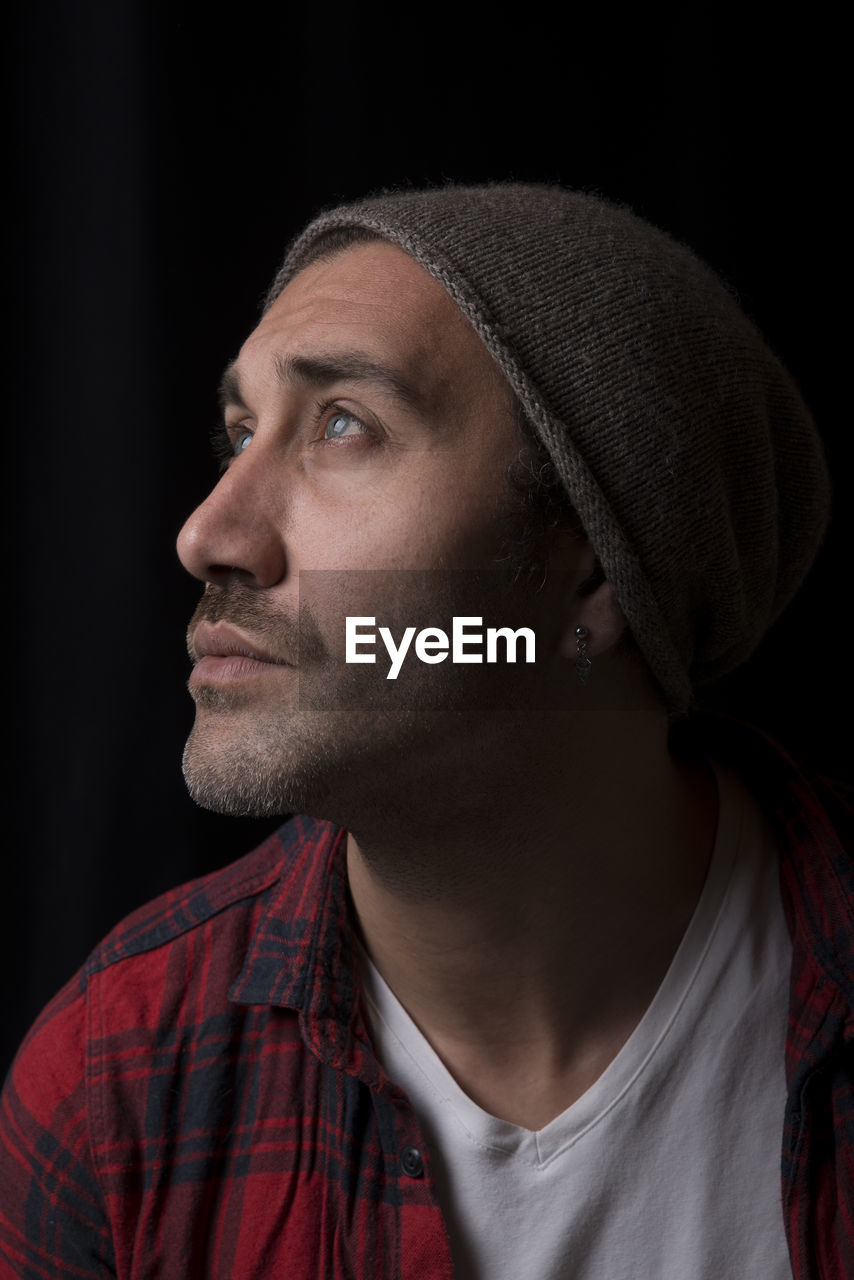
[7,5,849,1077]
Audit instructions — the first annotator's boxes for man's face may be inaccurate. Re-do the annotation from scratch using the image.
[178,242,587,821]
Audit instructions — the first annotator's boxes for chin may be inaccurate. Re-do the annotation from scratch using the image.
[181,710,343,820]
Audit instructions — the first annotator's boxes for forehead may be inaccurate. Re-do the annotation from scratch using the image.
[236,241,513,413]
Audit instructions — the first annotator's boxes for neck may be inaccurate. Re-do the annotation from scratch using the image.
[345,707,718,1128]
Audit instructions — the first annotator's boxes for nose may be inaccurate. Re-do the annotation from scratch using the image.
[177,447,288,588]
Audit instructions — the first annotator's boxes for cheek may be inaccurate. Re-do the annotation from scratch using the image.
[291,471,509,573]
[376,491,509,570]
[386,446,518,564]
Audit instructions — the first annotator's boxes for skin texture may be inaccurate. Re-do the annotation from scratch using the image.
[177,242,718,1130]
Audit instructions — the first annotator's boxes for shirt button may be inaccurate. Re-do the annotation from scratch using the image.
[401,1145,424,1177]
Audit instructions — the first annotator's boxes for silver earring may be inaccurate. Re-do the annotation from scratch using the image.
[573,626,592,685]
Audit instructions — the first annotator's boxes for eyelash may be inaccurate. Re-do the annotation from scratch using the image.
[210,400,376,472]
[210,423,240,471]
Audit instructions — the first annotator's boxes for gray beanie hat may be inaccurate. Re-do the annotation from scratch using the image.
[268,184,830,715]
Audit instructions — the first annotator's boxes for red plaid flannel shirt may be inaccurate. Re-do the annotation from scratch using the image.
[1,715,852,1279]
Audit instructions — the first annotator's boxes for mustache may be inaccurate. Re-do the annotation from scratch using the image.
[186,582,326,666]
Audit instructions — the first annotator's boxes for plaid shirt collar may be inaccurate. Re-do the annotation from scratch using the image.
[228,815,378,1080]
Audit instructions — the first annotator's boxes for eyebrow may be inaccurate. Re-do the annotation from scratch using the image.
[217,351,428,415]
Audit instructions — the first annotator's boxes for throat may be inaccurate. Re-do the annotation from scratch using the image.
[346,750,719,1129]
[358,935,668,1132]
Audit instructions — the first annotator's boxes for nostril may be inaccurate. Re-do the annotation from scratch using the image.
[206,562,254,584]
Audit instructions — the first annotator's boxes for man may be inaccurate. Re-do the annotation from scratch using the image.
[1,185,851,1279]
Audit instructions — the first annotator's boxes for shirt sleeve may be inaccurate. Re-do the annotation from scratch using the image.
[0,974,116,1279]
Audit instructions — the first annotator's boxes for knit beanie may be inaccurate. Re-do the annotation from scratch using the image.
[267,184,830,715]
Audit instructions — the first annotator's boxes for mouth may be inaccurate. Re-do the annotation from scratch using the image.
[188,620,294,686]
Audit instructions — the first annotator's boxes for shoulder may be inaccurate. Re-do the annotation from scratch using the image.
[2,814,336,1130]
[0,816,340,1274]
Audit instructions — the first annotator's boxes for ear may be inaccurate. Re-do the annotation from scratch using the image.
[560,568,628,660]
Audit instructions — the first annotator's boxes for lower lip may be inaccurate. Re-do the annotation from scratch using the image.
[189,655,292,684]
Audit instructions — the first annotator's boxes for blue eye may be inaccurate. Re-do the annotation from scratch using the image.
[233,429,253,455]
[324,411,366,440]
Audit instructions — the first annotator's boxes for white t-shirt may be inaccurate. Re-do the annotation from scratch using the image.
[358,760,793,1279]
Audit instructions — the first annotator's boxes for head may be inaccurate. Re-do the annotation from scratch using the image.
[177,184,829,821]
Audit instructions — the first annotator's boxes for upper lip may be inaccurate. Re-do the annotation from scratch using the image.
[191,621,291,666]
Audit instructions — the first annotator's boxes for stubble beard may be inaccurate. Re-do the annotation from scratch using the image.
[182,692,336,818]
[180,575,506,822]
[182,689,462,822]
